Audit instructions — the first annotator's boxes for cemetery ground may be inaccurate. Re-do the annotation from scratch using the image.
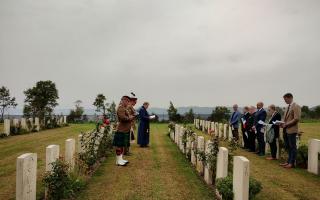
[0,123,95,200]
[78,123,215,200]
[193,122,320,200]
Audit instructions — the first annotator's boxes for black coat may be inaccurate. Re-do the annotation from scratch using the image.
[268,112,281,138]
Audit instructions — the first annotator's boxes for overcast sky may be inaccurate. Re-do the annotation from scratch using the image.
[0,0,319,110]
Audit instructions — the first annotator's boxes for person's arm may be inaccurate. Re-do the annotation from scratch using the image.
[140,108,150,121]
[230,112,239,125]
[285,105,301,128]
[118,107,133,122]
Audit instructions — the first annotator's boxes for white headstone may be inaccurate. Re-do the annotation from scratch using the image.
[65,139,76,170]
[13,118,19,127]
[179,127,185,153]
[63,116,67,124]
[223,124,227,138]
[28,118,33,128]
[308,139,320,175]
[191,134,198,166]
[219,123,223,138]
[228,126,233,142]
[4,119,10,136]
[233,156,249,200]
[216,147,229,179]
[197,136,205,174]
[35,117,40,132]
[202,121,205,132]
[186,134,191,158]
[16,153,37,200]
[21,118,27,130]
[204,140,213,184]
[46,145,60,172]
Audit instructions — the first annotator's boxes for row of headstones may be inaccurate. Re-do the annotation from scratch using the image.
[170,124,250,200]
[15,127,108,200]
[194,119,233,141]
[3,116,67,136]
[195,119,320,176]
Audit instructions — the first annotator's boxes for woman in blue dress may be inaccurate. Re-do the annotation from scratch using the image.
[138,102,151,147]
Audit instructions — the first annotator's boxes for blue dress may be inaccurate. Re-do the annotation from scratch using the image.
[137,106,150,146]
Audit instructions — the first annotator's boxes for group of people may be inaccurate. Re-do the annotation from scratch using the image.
[229,93,301,169]
[112,93,153,166]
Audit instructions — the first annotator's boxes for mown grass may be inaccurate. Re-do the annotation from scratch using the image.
[191,122,320,200]
[300,122,320,144]
[0,123,95,200]
[78,123,215,200]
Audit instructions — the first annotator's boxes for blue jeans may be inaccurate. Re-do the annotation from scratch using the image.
[287,133,297,165]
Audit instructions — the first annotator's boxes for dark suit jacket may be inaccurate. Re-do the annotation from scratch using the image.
[254,108,267,132]
[241,112,250,131]
[268,112,281,138]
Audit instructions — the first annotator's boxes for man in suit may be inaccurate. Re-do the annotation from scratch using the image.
[247,106,257,152]
[241,106,250,149]
[280,93,301,169]
[229,104,241,140]
[254,102,267,156]
[266,104,281,160]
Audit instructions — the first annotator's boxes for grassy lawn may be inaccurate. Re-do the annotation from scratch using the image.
[300,123,320,144]
[192,122,320,200]
[0,123,95,200]
[78,123,215,200]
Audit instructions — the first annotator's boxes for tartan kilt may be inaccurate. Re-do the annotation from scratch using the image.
[124,132,130,147]
[113,131,129,147]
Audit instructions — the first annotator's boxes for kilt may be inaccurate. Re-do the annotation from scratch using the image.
[124,132,130,147]
[113,131,129,147]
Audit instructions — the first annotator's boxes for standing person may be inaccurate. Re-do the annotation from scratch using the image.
[113,96,135,166]
[128,93,138,144]
[280,93,301,169]
[247,106,257,152]
[266,105,281,160]
[254,102,267,156]
[229,104,241,140]
[138,102,152,147]
[241,106,250,149]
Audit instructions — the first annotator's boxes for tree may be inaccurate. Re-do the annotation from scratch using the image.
[93,94,108,115]
[209,106,230,123]
[0,86,18,122]
[167,101,181,122]
[68,100,84,122]
[107,101,117,122]
[184,108,195,123]
[301,105,310,119]
[23,81,59,119]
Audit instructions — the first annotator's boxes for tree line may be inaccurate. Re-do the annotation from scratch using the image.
[0,80,116,123]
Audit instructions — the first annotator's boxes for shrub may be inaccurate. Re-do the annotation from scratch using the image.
[216,175,262,200]
[42,159,86,200]
[296,144,308,168]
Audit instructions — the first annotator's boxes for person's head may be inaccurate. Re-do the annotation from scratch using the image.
[256,102,264,109]
[283,93,293,105]
[143,102,150,109]
[268,104,276,115]
[233,104,238,112]
[130,98,137,106]
[249,106,256,114]
[243,106,249,113]
[121,96,130,107]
